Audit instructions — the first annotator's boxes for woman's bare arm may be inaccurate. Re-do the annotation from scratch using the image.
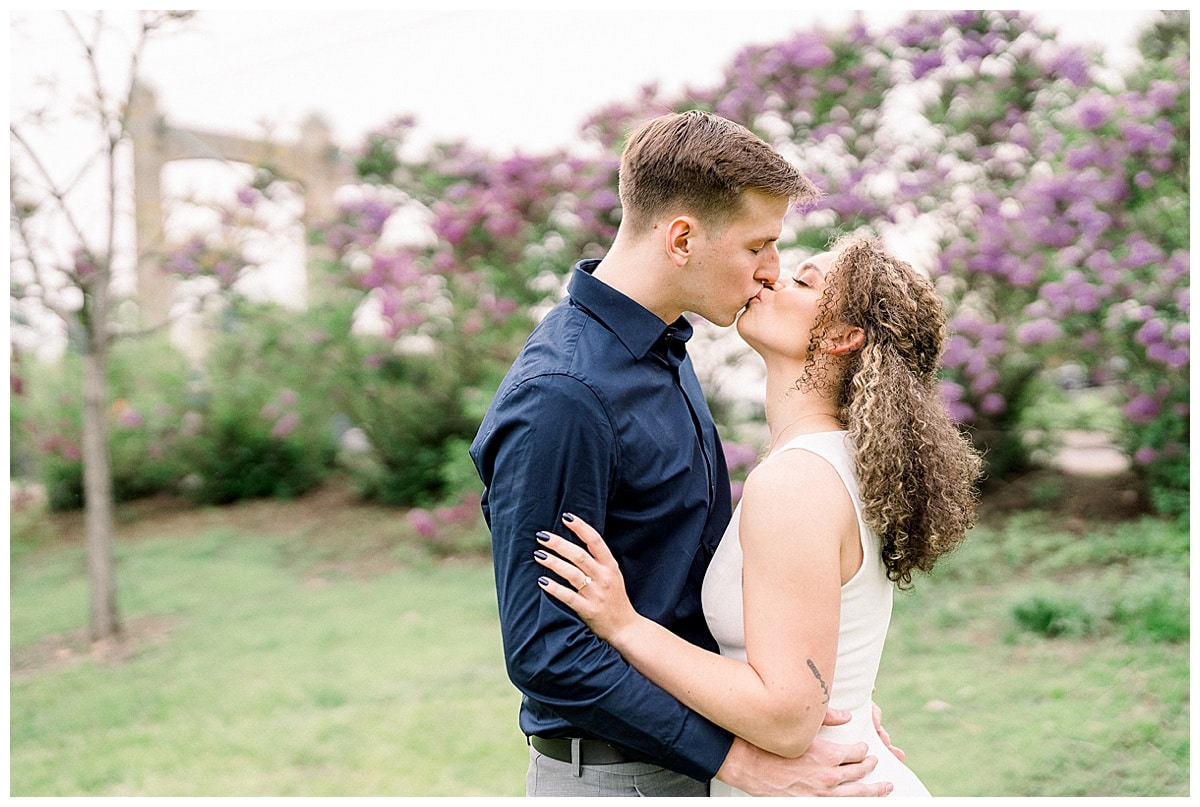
[535,450,857,758]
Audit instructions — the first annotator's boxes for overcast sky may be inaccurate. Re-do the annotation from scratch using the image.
[11,8,1163,156]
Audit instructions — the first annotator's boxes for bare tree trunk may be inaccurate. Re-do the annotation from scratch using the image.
[82,310,120,642]
[12,12,199,644]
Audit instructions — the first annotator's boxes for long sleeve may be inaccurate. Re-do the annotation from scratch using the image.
[471,373,734,781]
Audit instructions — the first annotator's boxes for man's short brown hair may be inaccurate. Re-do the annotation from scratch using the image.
[618,110,818,231]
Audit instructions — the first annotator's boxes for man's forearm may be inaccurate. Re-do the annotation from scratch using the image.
[503,619,734,780]
[716,736,892,797]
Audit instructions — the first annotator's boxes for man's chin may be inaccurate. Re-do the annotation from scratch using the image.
[730,302,757,325]
[693,310,738,327]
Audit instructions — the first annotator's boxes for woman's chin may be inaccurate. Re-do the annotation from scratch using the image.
[735,318,758,347]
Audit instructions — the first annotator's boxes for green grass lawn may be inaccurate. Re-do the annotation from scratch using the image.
[11,523,528,796]
[9,489,1190,796]
[876,513,1190,796]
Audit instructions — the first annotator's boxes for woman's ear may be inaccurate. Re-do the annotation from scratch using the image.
[826,326,865,355]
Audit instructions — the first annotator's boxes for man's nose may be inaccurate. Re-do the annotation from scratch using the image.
[756,249,781,285]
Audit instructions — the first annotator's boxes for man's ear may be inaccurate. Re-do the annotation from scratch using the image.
[665,216,696,267]
[826,326,865,355]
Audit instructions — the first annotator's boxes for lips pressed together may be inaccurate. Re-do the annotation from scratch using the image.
[746,283,775,307]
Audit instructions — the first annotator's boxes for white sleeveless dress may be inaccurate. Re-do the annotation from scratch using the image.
[702,431,930,797]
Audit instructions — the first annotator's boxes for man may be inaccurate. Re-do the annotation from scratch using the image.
[470,110,895,797]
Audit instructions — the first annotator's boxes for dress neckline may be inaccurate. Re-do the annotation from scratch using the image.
[765,429,849,461]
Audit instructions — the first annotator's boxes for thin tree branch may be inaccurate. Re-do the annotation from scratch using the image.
[9,126,97,257]
[10,209,85,345]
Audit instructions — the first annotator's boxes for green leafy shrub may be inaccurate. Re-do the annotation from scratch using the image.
[13,354,85,510]
[1011,559,1188,644]
[106,335,194,501]
[39,453,84,512]
[179,405,330,504]
[1013,595,1101,638]
[336,349,476,507]
[13,336,193,511]
[1111,576,1190,643]
[178,302,339,504]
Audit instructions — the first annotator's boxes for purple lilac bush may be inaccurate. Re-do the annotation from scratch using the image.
[572,11,1188,510]
[165,11,1187,515]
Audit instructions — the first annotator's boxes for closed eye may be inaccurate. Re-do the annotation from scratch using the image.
[793,263,822,288]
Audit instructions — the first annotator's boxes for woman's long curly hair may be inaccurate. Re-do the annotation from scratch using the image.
[806,234,983,587]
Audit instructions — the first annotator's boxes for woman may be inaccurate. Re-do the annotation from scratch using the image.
[533,234,983,796]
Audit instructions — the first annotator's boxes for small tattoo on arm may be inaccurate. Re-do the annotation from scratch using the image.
[807,659,830,704]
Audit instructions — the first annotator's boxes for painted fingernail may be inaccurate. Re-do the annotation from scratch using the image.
[538,576,550,587]
[535,531,551,542]
[533,549,548,560]
[561,513,575,522]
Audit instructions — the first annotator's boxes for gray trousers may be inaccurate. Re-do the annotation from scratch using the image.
[527,746,710,797]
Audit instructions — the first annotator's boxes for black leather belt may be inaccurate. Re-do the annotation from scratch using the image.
[529,735,632,765]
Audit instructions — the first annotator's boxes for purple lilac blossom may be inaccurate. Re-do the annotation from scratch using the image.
[271,412,300,439]
[407,509,437,538]
[1017,319,1063,346]
[1123,394,1161,423]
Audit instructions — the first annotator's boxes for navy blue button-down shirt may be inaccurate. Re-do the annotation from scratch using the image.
[470,259,735,781]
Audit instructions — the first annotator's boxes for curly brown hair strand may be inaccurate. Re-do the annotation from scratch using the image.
[819,235,984,587]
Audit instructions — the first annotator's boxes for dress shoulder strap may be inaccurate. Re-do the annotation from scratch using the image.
[767,430,863,517]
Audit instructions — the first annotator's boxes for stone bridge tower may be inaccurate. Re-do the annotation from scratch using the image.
[128,84,354,327]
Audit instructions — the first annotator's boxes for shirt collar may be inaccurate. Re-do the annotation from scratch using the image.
[567,259,693,364]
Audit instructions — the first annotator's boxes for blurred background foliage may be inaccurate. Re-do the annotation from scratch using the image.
[11,10,1189,525]
[9,10,1189,798]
